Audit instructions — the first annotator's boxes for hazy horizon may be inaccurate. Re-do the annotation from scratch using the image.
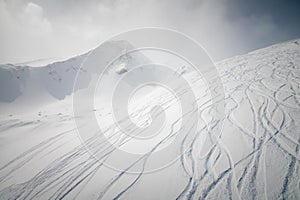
[1,0,300,64]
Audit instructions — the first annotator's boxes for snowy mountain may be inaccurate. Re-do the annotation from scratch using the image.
[0,39,299,199]
[0,40,150,106]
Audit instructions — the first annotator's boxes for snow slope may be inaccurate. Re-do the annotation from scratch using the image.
[0,39,299,199]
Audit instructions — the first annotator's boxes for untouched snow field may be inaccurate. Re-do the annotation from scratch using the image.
[0,39,299,199]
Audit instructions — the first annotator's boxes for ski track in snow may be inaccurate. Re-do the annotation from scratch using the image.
[0,40,299,199]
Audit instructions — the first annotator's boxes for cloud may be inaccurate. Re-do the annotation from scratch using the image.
[0,1,52,62]
[0,0,288,63]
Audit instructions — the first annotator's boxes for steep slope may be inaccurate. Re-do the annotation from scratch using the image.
[0,39,299,199]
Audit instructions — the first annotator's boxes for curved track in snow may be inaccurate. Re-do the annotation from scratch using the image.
[0,40,299,199]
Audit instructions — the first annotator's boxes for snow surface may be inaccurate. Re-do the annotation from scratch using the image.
[0,39,299,199]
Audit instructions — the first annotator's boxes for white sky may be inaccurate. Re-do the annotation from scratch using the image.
[0,0,298,64]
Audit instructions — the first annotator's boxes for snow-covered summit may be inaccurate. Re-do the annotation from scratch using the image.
[0,40,150,103]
